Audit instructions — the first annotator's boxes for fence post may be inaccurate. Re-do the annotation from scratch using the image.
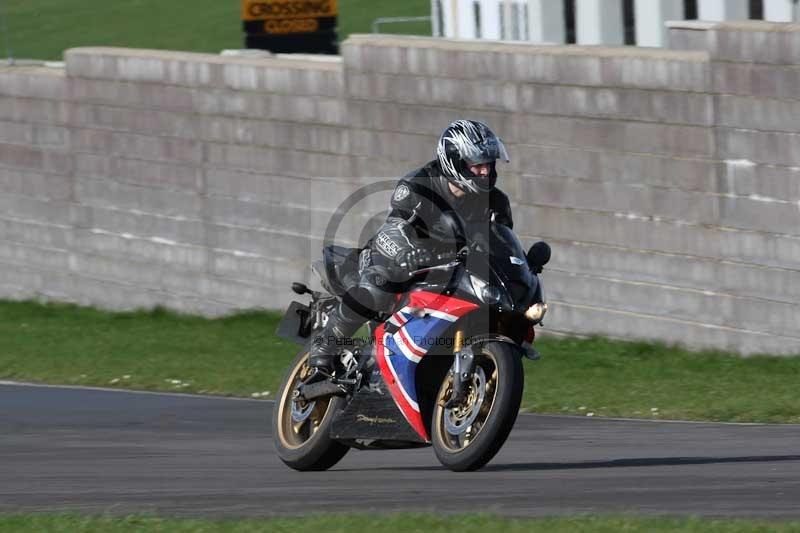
[576,0,624,44]
[456,0,477,37]
[763,0,800,21]
[528,0,566,43]
[634,0,684,47]
[431,0,442,36]
[479,0,502,39]
[697,0,749,20]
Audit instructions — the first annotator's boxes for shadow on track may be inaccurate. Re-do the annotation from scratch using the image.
[333,454,800,472]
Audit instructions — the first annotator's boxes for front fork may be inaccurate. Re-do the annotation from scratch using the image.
[444,330,475,408]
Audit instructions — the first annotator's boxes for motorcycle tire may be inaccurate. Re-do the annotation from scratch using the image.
[272,348,350,471]
[431,341,524,472]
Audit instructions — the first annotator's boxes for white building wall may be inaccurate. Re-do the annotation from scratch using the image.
[434,0,773,47]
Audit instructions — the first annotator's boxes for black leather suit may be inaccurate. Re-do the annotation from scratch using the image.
[308,160,513,368]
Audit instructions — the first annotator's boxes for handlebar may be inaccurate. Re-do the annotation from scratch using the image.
[433,251,458,263]
[406,247,468,277]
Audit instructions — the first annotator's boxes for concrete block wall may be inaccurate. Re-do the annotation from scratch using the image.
[1,23,799,354]
[0,66,74,308]
[342,30,800,356]
[0,49,351,315]
[663,21,800,354]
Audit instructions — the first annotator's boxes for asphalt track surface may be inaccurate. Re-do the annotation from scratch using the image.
[2,382,800,518]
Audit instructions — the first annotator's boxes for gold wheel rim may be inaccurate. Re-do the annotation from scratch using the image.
[435,352,499,453]
[276,353,334,450]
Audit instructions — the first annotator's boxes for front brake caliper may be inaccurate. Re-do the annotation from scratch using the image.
[444,345,475,409]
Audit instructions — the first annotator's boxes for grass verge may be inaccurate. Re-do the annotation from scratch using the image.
[1,300,799,423]
[0,0,431,61]
[0,300,294,399]
[2,514,800,533]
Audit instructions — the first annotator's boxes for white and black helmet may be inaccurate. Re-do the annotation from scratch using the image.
[436,119,509,193]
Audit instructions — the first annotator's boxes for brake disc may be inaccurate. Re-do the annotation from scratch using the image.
[290,380,317,423]
[443,366,486,436]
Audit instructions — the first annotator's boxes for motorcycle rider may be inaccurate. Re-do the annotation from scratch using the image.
[308,119,513,375]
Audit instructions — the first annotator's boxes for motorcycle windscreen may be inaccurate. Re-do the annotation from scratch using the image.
[466,222,538,310]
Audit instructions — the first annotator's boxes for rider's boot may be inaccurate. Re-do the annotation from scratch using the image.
[307,306,363,377]
[522,340,541,361]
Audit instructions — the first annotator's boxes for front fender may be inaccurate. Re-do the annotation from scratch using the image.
[466,333,525,358]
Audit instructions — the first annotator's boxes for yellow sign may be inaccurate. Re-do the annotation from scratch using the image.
[242,0,338,21]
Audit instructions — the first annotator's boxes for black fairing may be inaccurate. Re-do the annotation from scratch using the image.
[461,222,538,312]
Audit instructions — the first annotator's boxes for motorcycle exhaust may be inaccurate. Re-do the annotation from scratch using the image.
[295,381,346,402]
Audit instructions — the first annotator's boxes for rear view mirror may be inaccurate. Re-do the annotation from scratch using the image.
[526,241,551,273]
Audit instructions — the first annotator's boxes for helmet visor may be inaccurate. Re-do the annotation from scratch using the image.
[465,137,509,165]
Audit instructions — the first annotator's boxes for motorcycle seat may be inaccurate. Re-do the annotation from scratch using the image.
[312,245,362,297]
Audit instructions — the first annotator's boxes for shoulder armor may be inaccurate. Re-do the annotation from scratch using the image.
[390,179,422,219]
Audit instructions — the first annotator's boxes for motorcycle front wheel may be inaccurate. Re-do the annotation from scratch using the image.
[272,348,349,471]
[431,341,524,471]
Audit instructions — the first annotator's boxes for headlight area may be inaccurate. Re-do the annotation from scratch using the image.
[469,274,511,309]
[524,302,548,324]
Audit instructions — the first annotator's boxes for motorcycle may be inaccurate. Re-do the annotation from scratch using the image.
[272,216,550,472]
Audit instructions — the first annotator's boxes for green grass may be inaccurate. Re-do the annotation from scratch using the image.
[528,335,800,423]
[0,0,431,61]
[336,0,432,41]
[1,299,799,423]
[2,514,800,533]
[0,300,296,399]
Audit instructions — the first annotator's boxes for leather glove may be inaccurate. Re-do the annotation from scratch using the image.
[395,247,433,271]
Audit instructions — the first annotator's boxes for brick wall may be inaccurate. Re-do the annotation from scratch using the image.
[1,22,798,354]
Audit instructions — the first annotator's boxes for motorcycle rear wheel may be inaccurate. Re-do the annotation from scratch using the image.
[272,348,349,471]
[431,342,524,471]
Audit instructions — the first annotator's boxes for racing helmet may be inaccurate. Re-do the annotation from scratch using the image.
[436,119,509,193]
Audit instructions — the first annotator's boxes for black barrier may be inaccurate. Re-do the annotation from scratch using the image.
[242,0,339,55]
[245,31,338,55]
